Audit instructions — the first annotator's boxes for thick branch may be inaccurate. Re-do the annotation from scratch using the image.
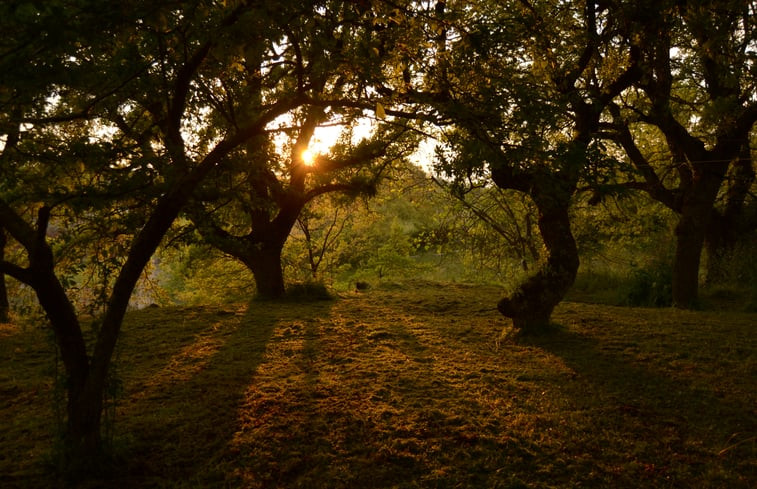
[88,93,307,394]
[0,199,37,251]
[608,113,678,211]
[0,260,33,285]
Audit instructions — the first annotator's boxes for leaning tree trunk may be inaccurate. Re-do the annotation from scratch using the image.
[496,188,579,334]
[29,259,99,461]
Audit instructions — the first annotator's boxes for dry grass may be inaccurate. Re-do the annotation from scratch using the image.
[1,282,755,488]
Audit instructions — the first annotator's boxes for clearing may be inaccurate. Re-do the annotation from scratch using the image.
[1,283,755,488]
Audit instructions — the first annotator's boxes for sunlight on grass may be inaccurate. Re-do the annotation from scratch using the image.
[123,315,237,406]
[2,285,755,487]
[0,322,21,337]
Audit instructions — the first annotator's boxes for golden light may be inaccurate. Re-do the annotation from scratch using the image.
[301,148,316,166]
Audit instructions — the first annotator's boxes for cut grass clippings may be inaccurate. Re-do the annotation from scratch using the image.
[1,282,755,488]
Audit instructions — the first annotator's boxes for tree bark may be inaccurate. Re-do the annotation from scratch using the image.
[672,213,706,308]
[190,193,307,301]
[245,240,287,299]
[29,251,96,459]
[0,203,96,458]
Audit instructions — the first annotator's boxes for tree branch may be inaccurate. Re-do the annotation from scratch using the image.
[0,199,37,251]
[607,105,679,211]
[0,260,33,285]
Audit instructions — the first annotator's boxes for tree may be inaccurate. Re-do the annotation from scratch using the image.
[189,118,413,299]
[0,0,381,468]
[177,2,421,299]
[608,0,757,307]
[408,0,640,333]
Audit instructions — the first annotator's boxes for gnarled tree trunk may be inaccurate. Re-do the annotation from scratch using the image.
[496,187,579,334]
[192,212,297,301]
[27,242,99,462]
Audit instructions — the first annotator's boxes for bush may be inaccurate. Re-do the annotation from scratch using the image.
[624,261,673,307]
[285,281,334,301]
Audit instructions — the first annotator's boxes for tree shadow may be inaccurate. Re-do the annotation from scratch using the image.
[224,299,549,489]
[524,328,757,485]
[107,299,336,486]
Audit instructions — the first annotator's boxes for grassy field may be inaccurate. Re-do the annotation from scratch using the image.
[1,282,755,488]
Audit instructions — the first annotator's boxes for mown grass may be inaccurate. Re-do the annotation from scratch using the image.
[1,282,755,488]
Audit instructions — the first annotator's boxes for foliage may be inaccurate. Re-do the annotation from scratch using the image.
[179,0,423,298]
[157,244,254,306]
[624,260,674,308]
[604,0,757,306]
[284,194,351,283]
[283,281,334,302]
[280,162,544,289]
[701,232,757,311]
[569,191,676,306]
[1,0,756,475]
[2,0,423,464]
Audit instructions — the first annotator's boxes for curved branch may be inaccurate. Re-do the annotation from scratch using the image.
[608,105,678,211]
[165,41,213,157]
[0,199,36,251]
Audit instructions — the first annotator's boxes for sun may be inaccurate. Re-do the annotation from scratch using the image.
[301,148,316,166]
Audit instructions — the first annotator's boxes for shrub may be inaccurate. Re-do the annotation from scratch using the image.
[624,261,673,307]
[285,281,334,301]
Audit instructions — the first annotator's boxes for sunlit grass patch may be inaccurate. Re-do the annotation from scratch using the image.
[1,284,755,488]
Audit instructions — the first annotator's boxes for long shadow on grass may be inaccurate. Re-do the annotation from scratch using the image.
[113,299,335,486]
[234,304,548,489]
[526,329,757,486]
